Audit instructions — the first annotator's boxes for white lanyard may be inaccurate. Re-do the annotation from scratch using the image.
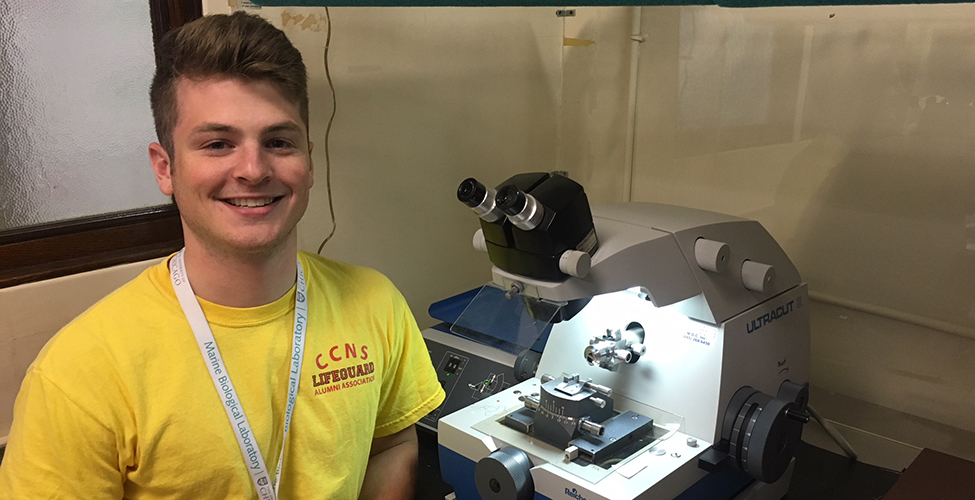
[170,249,308,500]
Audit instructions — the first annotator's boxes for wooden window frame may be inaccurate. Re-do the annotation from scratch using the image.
[0,0,202,289]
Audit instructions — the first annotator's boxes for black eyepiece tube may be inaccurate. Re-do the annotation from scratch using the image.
[496,185,544,230]
[457,178,487,207]
[458,178,504,223]
[495,185,527,215]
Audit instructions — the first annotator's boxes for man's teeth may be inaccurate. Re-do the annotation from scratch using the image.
[227,198,275,208]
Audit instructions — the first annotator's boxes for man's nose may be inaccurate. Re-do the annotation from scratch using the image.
[234,143,272,183]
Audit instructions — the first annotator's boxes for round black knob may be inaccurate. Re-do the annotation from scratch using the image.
[474,447,534,500]
[725,382,809,484]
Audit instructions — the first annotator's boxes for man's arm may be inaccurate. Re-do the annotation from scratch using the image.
[0,370,125,498]
[358,425,419,500]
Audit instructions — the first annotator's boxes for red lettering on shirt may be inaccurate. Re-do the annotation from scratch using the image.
[311,361,377,397]
[315,354,329,370]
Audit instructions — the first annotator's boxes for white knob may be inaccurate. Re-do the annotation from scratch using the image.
[741,260,775,293]
[695,238,730,273]
[559,250,591,278]
[472,229,487,253]
[564,445,580,462]
[631,343,646,356]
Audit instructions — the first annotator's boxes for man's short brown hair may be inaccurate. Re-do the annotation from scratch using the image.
[150,12,309,156]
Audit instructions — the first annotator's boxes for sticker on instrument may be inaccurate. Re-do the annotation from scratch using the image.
[683,322,717,347]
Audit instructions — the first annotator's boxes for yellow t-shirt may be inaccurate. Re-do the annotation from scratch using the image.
[0,252,445,499]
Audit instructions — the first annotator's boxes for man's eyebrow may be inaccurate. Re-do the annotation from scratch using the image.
[190,123,238,135]
[264,122,304,135]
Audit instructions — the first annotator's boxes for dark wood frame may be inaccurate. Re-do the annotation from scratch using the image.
[0,0,202,289]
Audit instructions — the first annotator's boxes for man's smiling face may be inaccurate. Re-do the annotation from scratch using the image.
[151,76,314,258]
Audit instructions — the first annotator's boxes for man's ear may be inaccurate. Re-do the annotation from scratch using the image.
[149,143,174,196]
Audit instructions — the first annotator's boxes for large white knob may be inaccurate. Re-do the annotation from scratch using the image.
[559,250,591,278]
[741,260,775,293]
[473,229,488,253]
[695,238,730,273]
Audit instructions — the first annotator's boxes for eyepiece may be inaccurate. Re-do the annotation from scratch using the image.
[496,185,527,214]
[457,178,504,223]
[457,178,487,207]
[496,185,545,231]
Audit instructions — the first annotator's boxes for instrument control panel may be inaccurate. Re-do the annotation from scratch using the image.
[420,328,518,430]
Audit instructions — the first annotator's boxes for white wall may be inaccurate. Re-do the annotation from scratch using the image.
[557,7,634,205]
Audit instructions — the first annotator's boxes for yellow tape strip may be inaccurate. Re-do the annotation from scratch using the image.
[563,38,596,47]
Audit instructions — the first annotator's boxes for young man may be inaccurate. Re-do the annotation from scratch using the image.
[0,12,444,499]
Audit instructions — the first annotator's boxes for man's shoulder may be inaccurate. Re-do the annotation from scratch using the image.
[72,258,174,325]
[299,252,397,293]
[298,252,408,317]
[34,259,175,369]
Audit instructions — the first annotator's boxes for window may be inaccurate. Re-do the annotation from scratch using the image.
[0,0,201,288]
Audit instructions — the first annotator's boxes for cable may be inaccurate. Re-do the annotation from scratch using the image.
[807,404,858,461]
[317,7,337,255]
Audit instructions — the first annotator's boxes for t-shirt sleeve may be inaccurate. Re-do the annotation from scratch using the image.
[0,368,125,498]
[373,286,446,438]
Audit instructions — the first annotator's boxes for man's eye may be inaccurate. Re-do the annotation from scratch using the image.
[267,139,293,149]
[205,141,229,150]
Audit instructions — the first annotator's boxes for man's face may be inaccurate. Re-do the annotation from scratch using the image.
[150,77,313,258]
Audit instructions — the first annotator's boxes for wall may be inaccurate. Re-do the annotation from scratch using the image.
[561,5,975,434]
[558,7,634,205]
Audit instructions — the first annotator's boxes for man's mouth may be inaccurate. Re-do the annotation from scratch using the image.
[223,197,282,208]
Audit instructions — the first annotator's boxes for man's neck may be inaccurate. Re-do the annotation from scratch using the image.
[179,238,299,308]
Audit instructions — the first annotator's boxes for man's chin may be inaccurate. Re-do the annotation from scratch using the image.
[207,233,296,259]
[237,236,293,255]
[181,218,298,259]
